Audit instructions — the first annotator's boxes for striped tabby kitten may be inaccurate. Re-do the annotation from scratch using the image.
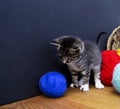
[51,36,104,91]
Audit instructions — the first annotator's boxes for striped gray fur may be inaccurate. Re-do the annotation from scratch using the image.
[51,36,104,91]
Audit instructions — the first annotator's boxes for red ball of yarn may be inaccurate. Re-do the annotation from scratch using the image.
[100,50,120,86]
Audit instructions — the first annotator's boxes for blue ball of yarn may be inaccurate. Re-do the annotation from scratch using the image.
[39,71,67,98]
[112,63,120,94]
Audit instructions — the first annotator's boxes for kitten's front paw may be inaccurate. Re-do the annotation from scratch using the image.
[80,84,89,92]
[95,80,104,89]
[70,83,79,88]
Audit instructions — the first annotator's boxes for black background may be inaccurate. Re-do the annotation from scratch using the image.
[0,0,120,105]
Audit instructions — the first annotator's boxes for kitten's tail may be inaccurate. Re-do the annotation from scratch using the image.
[96,32,107,44]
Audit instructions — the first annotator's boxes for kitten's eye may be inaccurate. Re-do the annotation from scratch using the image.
[69,49,76,54]
[70,51,75,54]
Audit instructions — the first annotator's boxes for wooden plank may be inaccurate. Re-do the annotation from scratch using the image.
[0,86,120,109]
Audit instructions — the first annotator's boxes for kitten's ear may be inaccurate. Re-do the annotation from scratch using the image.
[50,36,65,47]
[50,39,60,47]
[75,40,84,53]
[50,38,61,50]
[80,41,84,53]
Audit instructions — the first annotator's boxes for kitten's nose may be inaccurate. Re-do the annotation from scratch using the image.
[63,57,67,64]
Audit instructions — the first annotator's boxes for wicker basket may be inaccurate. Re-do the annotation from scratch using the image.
[107,26,120,50]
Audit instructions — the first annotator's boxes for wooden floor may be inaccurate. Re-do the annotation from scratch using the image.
[1,86,120,109]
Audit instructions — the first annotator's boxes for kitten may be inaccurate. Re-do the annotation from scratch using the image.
[51,35,104,91]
